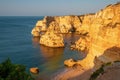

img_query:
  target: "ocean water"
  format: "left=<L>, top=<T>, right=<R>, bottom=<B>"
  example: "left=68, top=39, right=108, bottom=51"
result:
left=0, top=16, right=85, bottom=80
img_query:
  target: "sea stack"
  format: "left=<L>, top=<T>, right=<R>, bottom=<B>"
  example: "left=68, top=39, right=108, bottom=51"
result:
left=39, top=31, right=64, bottom=47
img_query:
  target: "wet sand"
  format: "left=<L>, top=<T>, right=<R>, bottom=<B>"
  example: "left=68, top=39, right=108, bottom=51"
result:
left=52, top=66, right=92, bottom=80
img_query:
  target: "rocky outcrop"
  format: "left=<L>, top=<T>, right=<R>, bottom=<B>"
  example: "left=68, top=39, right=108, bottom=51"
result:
left=45, top=15, right=83, bottom=33
left=31, top=18, right=47, bottom=37
left=31, top=15, right=83, bottom=35
left=64, top=3, right=120, bottom=69
left=64, top=59, right=76, bottom=67
left=31, top=14, right=95, bottom=47
left=30, top=67, right=39, bottom=74
left=71, top=35, right=90, bottom=52
left=39, top=31, right=64, bottom=47
left=79, top=3, right=120, bottom=68
left=76, top=14, right=94, bottom=34
left=33, top=16, right=82, bottom=47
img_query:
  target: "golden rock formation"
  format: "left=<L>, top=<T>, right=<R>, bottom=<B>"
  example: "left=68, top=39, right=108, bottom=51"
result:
left=31, top=15, right=83, bottom=35
left=39, top=31, right=64, bottom=47
left=31, top=3, right=120, bottom=68
left=64, top=3, right=120, bottom=69
left=64, top=58, right=76, bottom=67
left=30, top=67, right=39, bottom=74
left=45, top=15, right=83, bottom=33
left=31, top=19, right=47, bottom=37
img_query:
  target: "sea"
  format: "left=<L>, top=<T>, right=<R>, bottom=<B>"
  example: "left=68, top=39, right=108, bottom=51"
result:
left=0, top=16, right=86, bottom=80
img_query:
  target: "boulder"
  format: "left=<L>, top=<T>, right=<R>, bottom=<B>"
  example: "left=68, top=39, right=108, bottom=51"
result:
left=30, top=67, right=39, bottom=74
left=64, top=58, right=76, bottom=67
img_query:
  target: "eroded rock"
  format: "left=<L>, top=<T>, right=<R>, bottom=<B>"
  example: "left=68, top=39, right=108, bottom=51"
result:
left=40, top=31, right=64, bottom=47
left=71, top=35, right=90, bottom=52
left=30, top=67, right=39, bottom=74
left=65, top=3, right=120, bottom=68
left=31, top=20, right=47, bottom=37
left=64, top=59, right=76, bottom=67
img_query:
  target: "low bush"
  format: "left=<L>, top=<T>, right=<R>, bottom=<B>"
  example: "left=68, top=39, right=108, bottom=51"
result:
left=0, top=58, right=34, bottom=80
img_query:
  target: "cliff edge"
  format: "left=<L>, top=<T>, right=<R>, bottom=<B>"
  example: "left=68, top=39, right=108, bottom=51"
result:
left=75, top=2, right=120, bottom=68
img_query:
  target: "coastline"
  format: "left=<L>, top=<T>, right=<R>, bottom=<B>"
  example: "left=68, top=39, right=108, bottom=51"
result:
left=52, top=65, right=92, bottom=80
left=31, top=2, right=120, bottom=80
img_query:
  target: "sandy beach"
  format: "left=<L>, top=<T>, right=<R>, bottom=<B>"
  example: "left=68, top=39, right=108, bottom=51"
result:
left=52, top=65, right=93, bottom=80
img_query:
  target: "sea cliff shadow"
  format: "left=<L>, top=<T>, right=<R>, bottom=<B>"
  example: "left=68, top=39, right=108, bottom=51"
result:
left=65, top=46, right=120, bottom=80
left=32, top=37, right=40, bottom=47
left=39, top=45, right=64, bottom=59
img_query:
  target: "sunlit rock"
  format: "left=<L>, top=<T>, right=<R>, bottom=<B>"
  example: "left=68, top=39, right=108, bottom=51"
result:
left=31, top=31, right=40, bottom=37
left=30, top=67, right=39, bottom=74
left=46, top=15, right=82, bottom=33
left=71, top=35, right=90, bottom=52
left=76, top=14, right=94, bottom=34
left=69, top=3, right=120, bottom=69
left=31, top=20, right=47, bottom=37
left=40, top=31, right=64, bottom=47
left=64, top=58, right=76, bottom=67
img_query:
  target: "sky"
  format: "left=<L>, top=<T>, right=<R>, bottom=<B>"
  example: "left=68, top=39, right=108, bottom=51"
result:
left=0, top=0, right=119, bottom=16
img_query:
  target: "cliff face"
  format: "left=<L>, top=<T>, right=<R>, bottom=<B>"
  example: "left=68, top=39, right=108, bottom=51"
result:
left=31, top=15, right=84, bottom=47
left=74, top=3, right=120, bottom=68
left=45, top=16, right=83, bottom=33
left=76, top=14, right=94, bottom=34
left=89, top=3, right=120, bottom=55
left=31, top=15, right=83, bottom=36
left=31, top=14, right=95, bottom=37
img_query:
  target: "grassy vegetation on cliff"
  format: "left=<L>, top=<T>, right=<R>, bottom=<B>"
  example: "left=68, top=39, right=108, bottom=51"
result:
left=0, top=58, right=34, bottom=80
left=89, top=62, right=112, bottom=80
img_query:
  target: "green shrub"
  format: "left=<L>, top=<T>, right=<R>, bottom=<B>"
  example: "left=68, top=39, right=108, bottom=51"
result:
left=114, top=60, right=120, bottom=63
left=89, top=65, right=104, bottom=80
left=0, top=58, right=34, bottom=80
left=89, top=62, right=112, bottom=80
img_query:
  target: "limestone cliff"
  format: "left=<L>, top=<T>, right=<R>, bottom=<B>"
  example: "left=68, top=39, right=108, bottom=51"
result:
left=47, top=16, right=82, bottom=33
left=31, top=15, right=84, bottom=47
left=31, top=15, right=84, bottom=36
left=81, top=3, right=120, bottom=68
left=67, top=3, right=120, bottom=69
left=76, top=14, right=94, bottom=34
